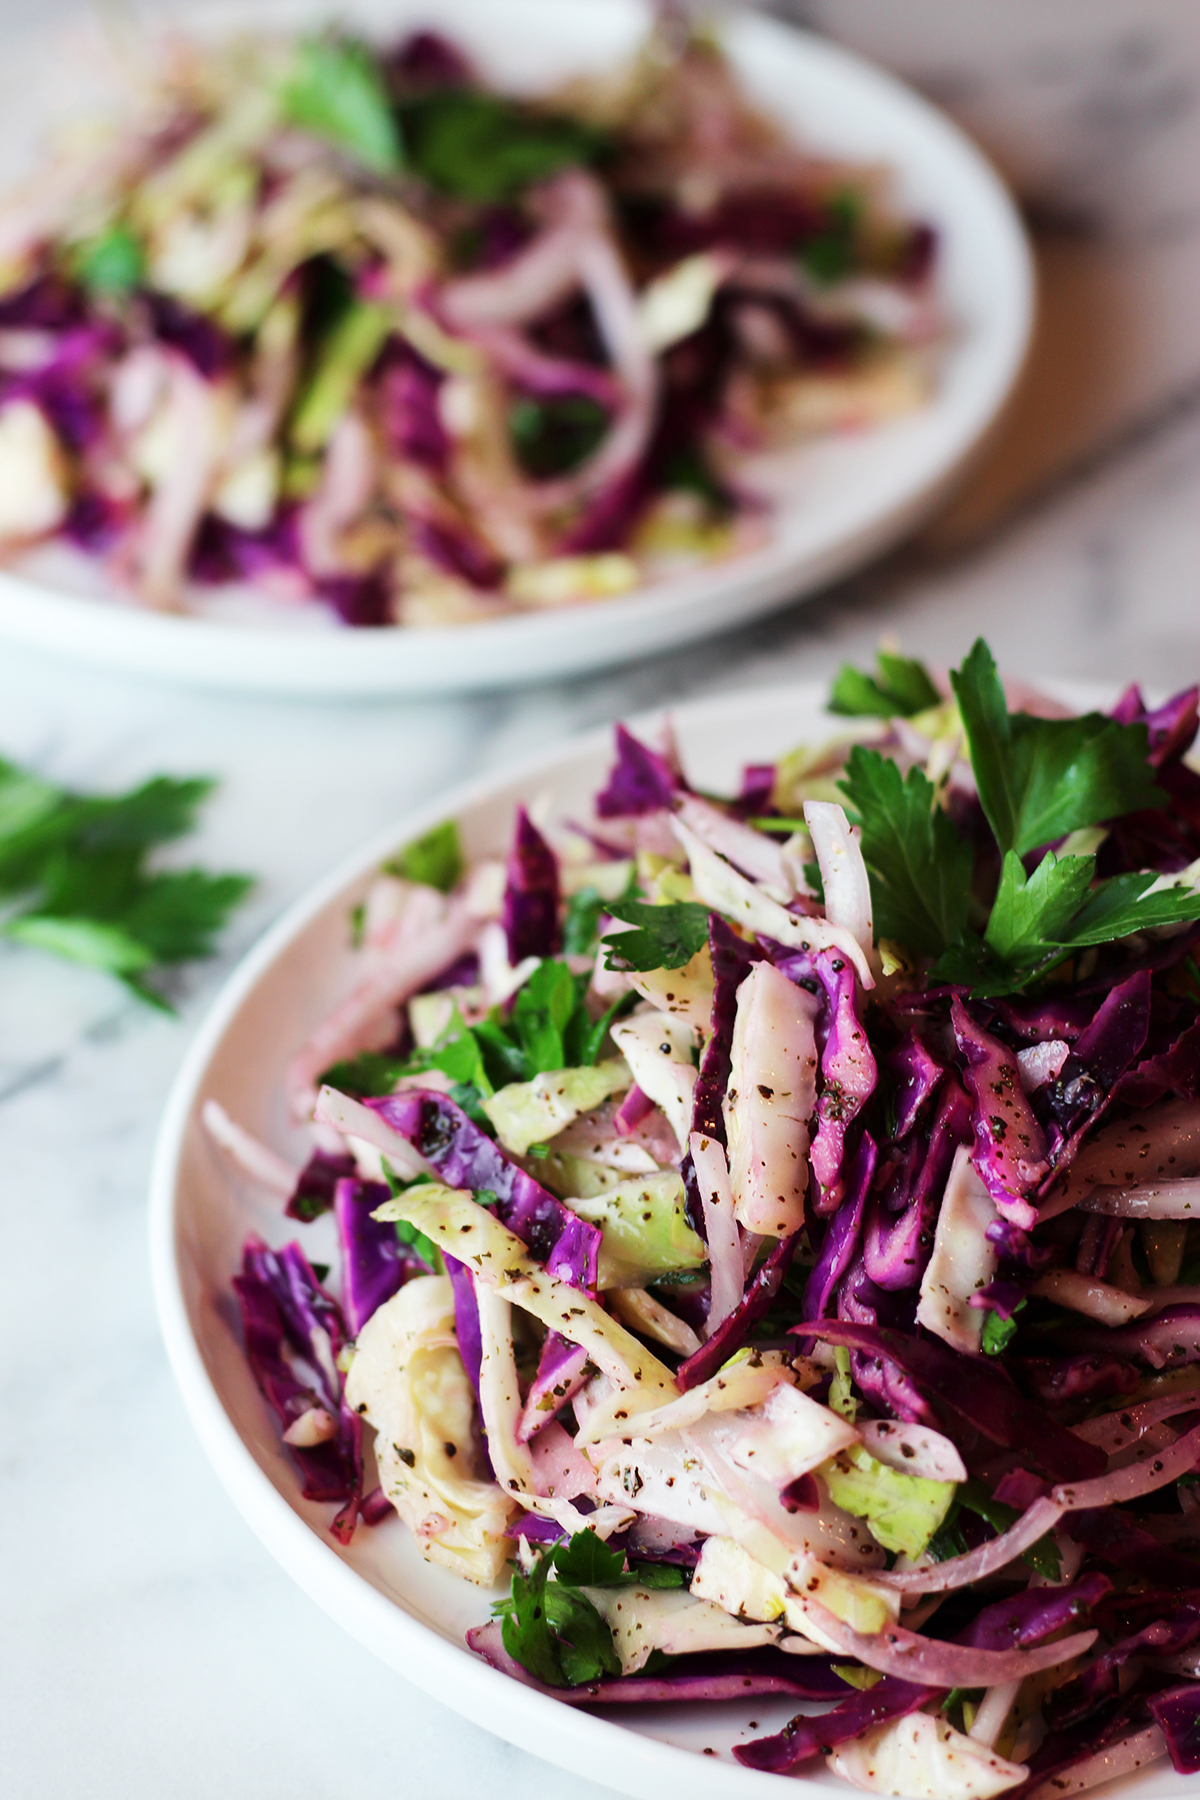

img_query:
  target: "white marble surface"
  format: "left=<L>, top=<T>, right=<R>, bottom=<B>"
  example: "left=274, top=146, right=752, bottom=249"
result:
left=2, top=4, right=1200, bottom=1798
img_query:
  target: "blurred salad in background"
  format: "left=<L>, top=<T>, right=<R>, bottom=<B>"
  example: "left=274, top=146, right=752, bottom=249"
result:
left=0, top=14, right=940, bottom=628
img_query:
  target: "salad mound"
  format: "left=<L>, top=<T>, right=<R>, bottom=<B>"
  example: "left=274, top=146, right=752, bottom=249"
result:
left=0, top=18, right=938, bottom=627
left=209, top=639, right=1200, bottom=1794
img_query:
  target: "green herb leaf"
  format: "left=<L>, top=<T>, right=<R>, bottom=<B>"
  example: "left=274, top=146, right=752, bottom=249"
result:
left=950, top=639, right=1165, bottom=857
left=495, top=1536, right=623, bottom=1688
left=552, top=1529, right=627, bottom=1587
left=933, top=851, right=1200, bottom=995
left=384, top=819, right=464, bottom=893
left=0, top=761, right=248, bottom=1005
left=281, top=36, right=402, bottom=172
left=1063, top=871, right=1200, bottom=946
left=838, top=747, right=971, bottom=955
left=510, top=394, right=609, bottom=480
left=381, top=1163, right=443, bottom=1270
left=400, top=89, right=607, bottom=202
left=829, top=650, right=940, bottom=719
left=980, top=1303, right=1024, bottom=1356
left=74, top=223, right=144, bottom=296
left=562, top=885, right=605, bottom=956
left=601, top=900, right=711, bottom=973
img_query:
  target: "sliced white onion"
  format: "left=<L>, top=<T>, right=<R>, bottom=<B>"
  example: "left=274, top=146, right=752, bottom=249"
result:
left=1050, top=1418, right=1200, bottom=1510
left=804, top=801, right=874, bottom=962
left=672, top=817, right=874, bottom=988
left=858, top=1419, right=968, bottom=1484
left=1080, top=1179, right=1200, bottom=1219
left=675, top=793, right=792, bottom=899
left=1030, top=1267, right=1151, bottom=1325
left=690, top=1130, right=744, bottom=1335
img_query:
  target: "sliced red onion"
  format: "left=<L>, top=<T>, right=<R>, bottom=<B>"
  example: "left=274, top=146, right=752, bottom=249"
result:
left=1024, top=1726, right=1167, bottom=1800
left=614, top=1084, right=654, bottom=1135
left=1080, top=1178, right=1200, bottom=1219
left=1070, top=1390, right=1200, bottom=1451
left=1050, top=1418, right=1200, bottom=1510
left=875, top=1498, right=1065, bottom=1595
left=787, top=1594, right=1096, bottom=1688
left=857, top=1419, right=967, bottom=1484
left=804, top=800, right=874, bottom=961
left=1053, top=1098, right=1200, bottom=1204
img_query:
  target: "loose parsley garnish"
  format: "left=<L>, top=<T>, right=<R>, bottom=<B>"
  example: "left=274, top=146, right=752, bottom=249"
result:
left=0, top=759, right=250, bottom=1007
left=601, top=899, right=711, bottom=973
left=829, top=649, right=941, bottom=719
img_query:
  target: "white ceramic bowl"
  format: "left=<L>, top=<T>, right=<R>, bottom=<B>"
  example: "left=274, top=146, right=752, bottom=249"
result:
left=0, top=0, right=1032, bottom=694
left=151, top=677, right=1186, bottom=1799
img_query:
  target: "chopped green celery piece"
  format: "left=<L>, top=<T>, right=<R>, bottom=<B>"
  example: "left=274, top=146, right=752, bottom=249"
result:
left=832, top=1663, right=883, bottom=1691
left=827, top=1345, right=858, bottom=1421
left=482, top=1061, right=630, bottom=1157
left=820, top=1442, right=955, bottom=1558
left=565, top=1171, right=707, bottom=1288
left=290, top=301, right=393, bottom=453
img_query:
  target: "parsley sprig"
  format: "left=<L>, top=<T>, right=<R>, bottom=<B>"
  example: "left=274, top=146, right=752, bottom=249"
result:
left=324, top=956, right=635, bottom=1117
left=493, top=1530, right=686, bottom=1688
left=601, top=899, right=711, bottom=973
left=0, top=758, right=250, bottom=1007
left=829, top=649, right=941, bottom=719
left=835, top=640, right=1200, bottom=993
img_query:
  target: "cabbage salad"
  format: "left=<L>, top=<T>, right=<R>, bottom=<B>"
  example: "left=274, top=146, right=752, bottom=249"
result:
left=208, top=638, right=1200, bottom=1794
left=0, top=18, right=938, bottom=626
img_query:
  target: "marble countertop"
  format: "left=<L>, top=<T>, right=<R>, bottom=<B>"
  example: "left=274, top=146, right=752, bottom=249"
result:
left=2, top=5, right=1200, bottom=1798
